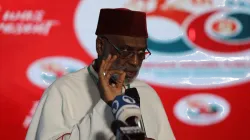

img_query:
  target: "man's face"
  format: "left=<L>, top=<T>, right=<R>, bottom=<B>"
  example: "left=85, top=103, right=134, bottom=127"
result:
left=100, top=35, right=147, bottom=84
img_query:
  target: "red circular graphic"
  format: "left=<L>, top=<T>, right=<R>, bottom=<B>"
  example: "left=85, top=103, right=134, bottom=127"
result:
left=186, top=10, right=250, bottom=53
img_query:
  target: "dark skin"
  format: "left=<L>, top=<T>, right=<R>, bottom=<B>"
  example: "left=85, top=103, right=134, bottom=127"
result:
left=93, top=35, right=147, bottom=102
left=93, top=35, right=154, bottom=140
left=93, top=35, right=146, bottom=75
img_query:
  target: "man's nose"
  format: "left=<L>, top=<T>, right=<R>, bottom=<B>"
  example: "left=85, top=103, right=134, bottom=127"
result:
left=128, top=53, right=139, bottom=66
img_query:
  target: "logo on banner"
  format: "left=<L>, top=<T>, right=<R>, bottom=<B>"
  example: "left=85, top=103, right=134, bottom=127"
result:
left=144, top=1, right=250, bottom=88
left=174, top=93, right=230, bottom=126
left=74, top=0, right=250, bottom=88
left=186, top=9, right=250, bottom=53
left=27, top=56, right=85, bottom=89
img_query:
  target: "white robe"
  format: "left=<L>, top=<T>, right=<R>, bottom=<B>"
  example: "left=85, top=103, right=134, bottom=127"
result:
left=26, top=65, right=175, bottom=140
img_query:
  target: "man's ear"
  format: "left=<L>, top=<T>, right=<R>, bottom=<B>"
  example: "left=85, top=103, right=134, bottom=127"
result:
left=96, top=37, right=104, bottom=56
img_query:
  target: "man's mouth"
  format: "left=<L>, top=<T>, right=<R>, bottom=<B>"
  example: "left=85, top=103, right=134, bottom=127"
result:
left=126, top=71, right=137, bottom=78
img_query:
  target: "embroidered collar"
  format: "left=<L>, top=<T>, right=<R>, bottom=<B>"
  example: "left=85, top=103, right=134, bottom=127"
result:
left=87, top=64, right=99, bottom=84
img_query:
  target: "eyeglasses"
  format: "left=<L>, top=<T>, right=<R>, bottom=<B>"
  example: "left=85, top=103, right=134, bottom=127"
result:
left=101, top=36, right=151, bottom=60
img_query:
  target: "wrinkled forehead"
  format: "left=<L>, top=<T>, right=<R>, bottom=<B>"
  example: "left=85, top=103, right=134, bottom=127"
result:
left=105, top=35, right=147, bottom=49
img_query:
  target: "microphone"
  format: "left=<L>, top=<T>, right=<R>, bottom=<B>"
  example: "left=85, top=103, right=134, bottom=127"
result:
left=111, top=88, right=146, bottom=140
left=111, top=94, right=141, bottom=125
left=111, top=120, right=145, bottom=140
left=124, top=88, right=146, bottom=136
left=109, top=74, right=119, bottom=85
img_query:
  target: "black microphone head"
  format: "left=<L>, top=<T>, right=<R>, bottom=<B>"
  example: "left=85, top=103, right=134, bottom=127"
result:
left=109, top=74, right=119, bottom=84
left=125, top=88, right=140, bottom=105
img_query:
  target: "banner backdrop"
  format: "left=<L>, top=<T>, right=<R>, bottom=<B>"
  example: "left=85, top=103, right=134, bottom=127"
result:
left=1, top=0, right=250, bottom=139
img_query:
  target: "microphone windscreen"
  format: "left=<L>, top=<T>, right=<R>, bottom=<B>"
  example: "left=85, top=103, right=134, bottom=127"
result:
left=112, top=95, right=141, bottom=123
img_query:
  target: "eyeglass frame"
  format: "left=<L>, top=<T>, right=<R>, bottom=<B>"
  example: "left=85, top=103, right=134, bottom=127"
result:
left=100, top=36, right=151, bottom=60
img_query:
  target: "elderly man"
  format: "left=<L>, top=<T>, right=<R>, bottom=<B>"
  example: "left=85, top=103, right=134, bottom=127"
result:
left=26, top=8, right=175, bottom=140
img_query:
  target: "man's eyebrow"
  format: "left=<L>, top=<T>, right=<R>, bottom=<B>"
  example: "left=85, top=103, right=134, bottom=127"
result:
left=117, top=45, right=146, bottom=50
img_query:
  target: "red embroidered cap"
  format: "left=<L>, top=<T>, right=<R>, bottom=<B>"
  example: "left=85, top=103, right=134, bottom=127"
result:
left=95, top=8, right=148, bottom=38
